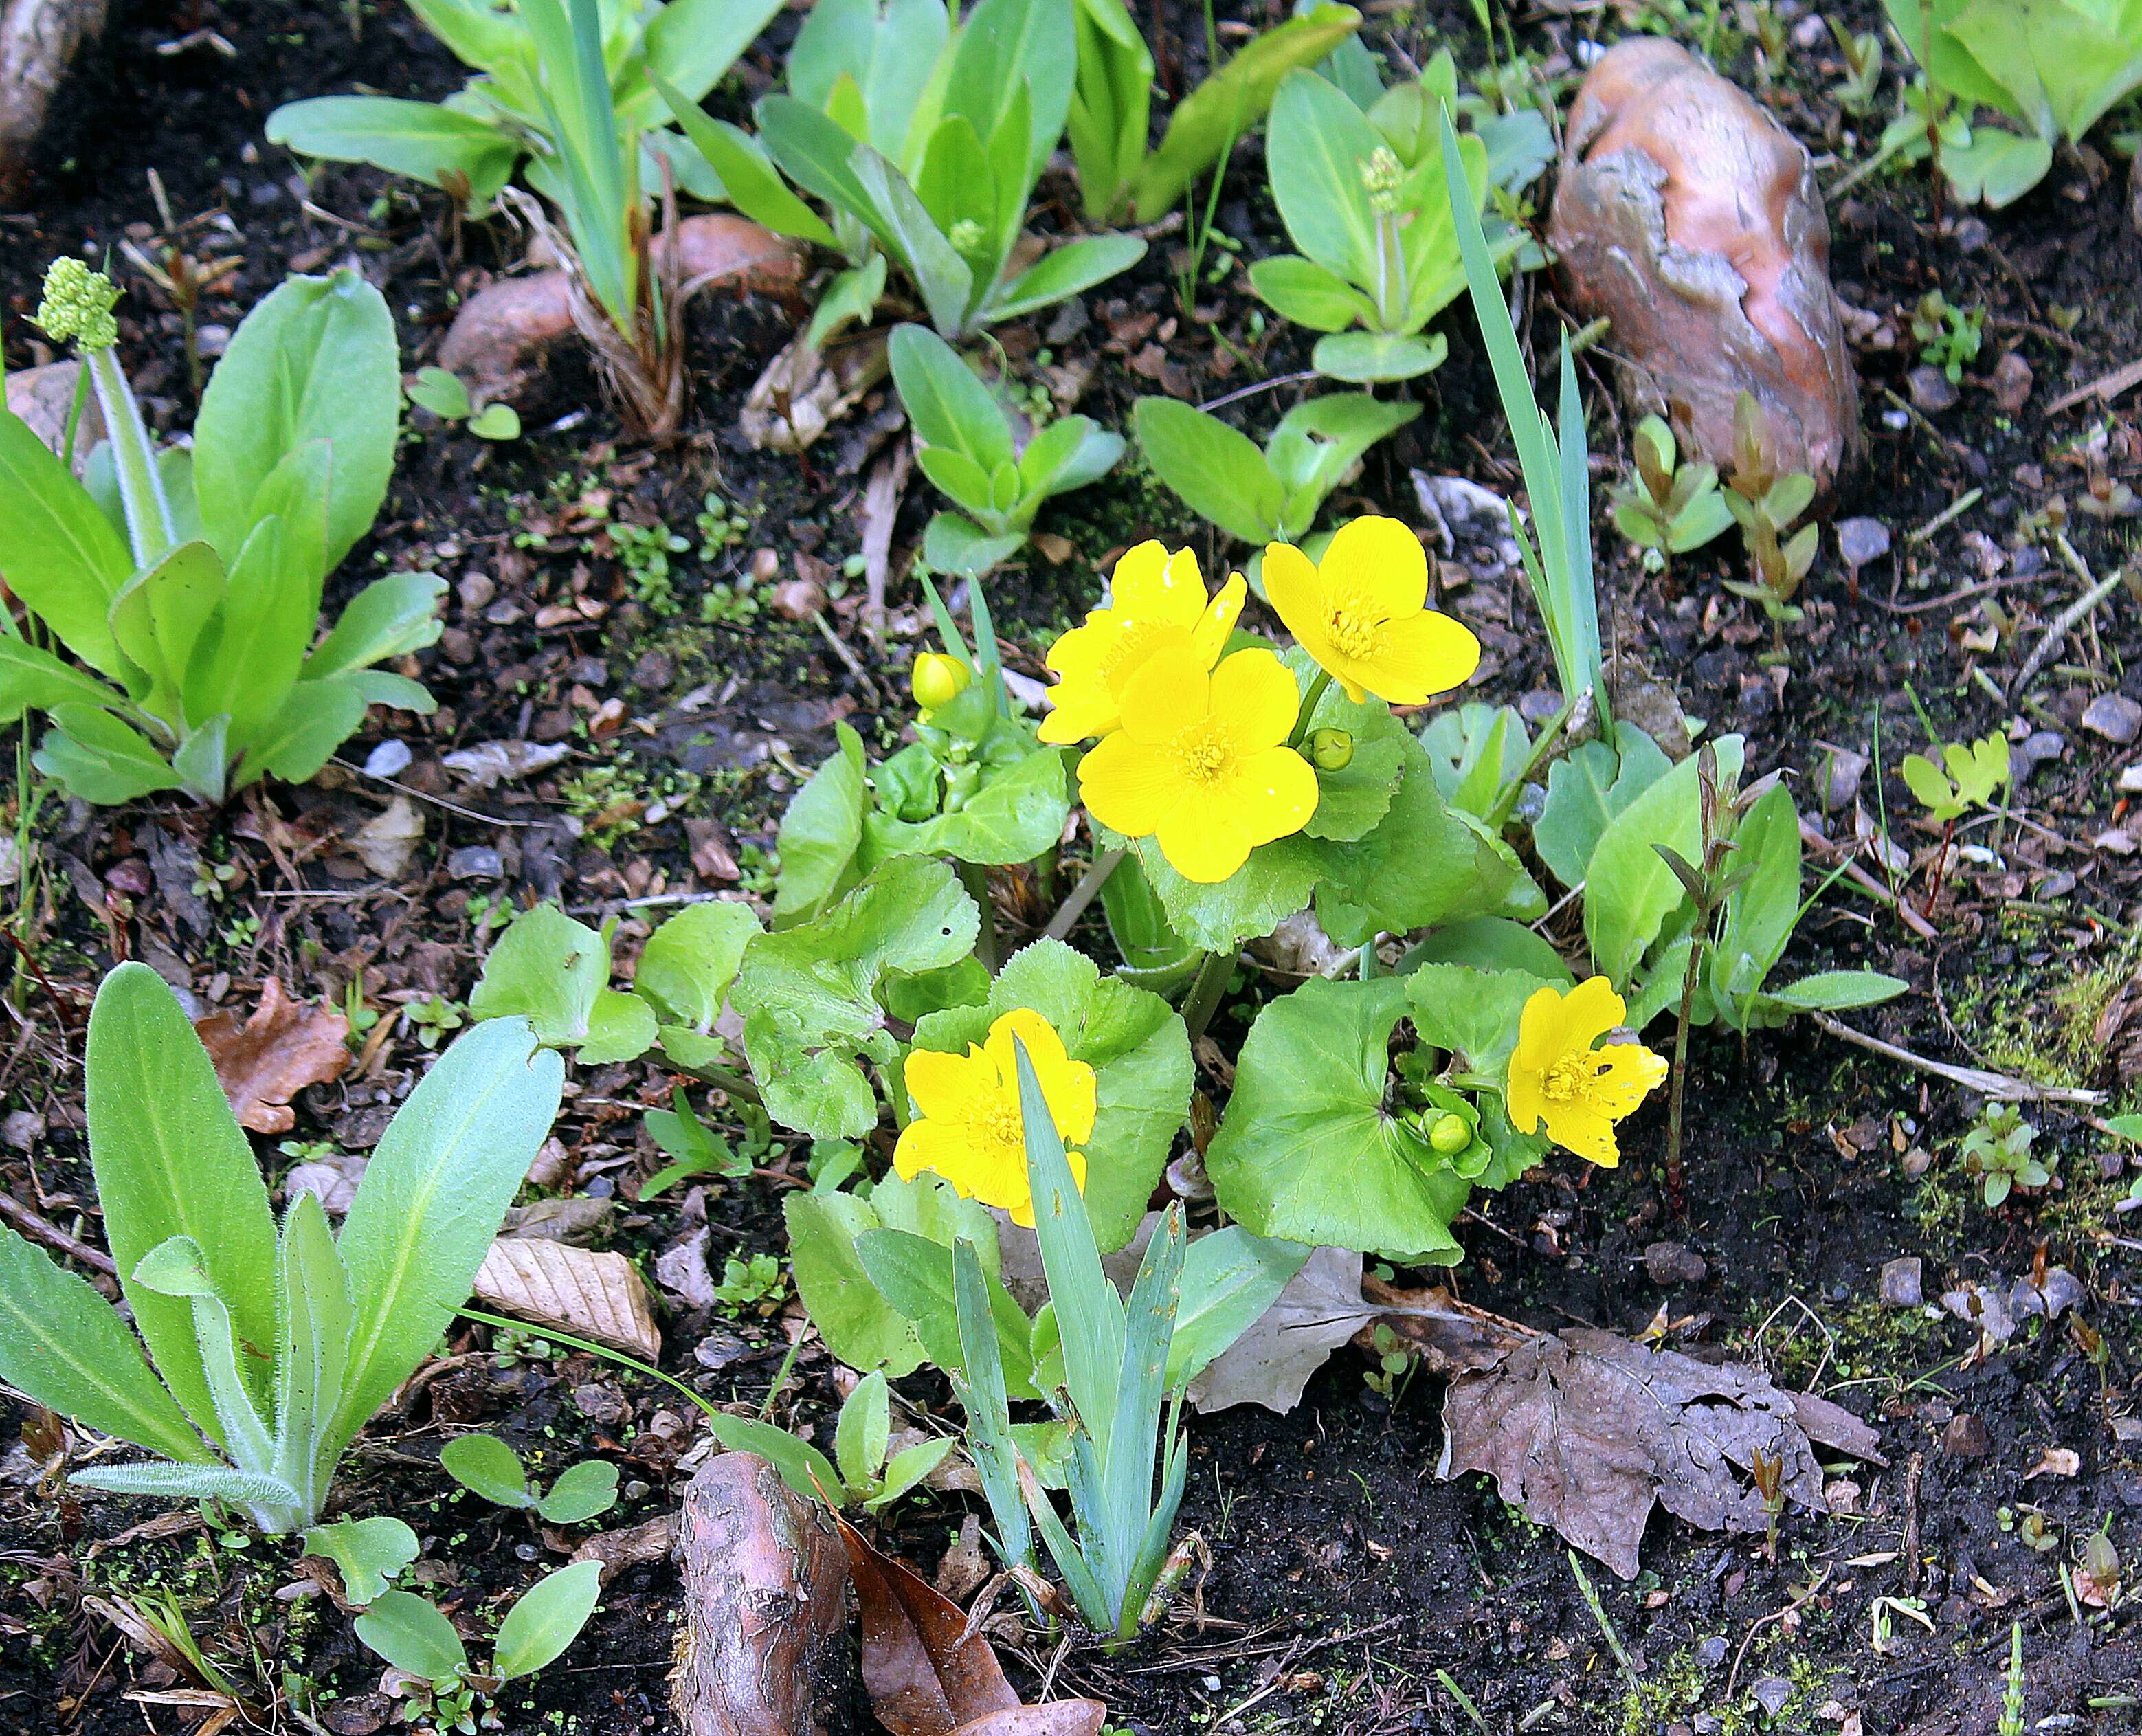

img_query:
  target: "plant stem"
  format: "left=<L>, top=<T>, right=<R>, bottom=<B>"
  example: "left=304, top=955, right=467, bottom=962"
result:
left=1286, top=669, right=1334, bottom=749
left=1181, top=949, right=1236, bottom=1041
left=959, top=860, right=999, bottom=973
left=1045, top=846, right=1124, bottom=942
left=1664, top=931, right=1701, bottom=1212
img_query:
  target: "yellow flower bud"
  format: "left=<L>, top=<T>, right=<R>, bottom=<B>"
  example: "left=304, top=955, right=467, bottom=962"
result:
left=1427, top=1111, right=1472, bottom=1155
left=1308, top=727, right=1354, bottom=771
left=911, top=652, right=970, bottom=713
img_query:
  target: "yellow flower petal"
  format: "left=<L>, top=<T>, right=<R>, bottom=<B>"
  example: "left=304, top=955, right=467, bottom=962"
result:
left=1207, top=648, right=1301, bottom=750
left=1230, top=746, right=1320, bottom=845
left=1115, top=641, right=1212, bottom=745
left=902, top=1043, right=978, bottom=1124
left=1543, top=1102, right=1621, bottom=1168
left=1155, top=803, right=1254, bottom=884
left=1191, top=571, right=1247, bottom=665
left=1506, top=1048, right=1546, bottom=1137
left=1357, top=608, right=1483, bottom=706
left=1078, top=733, right=1179, bottom=837
left=1320, top=515, right=1428, bottom=616
left=1261, top=543, right=1326, bottom=654
left=1560, top=976, right=1629, bottom=1047
left=1587, top=1041, right=1670, bottom=1117
left=986, top=1007, right=1098, bottom=1146
left=1110, top=542, right=1205, bottom=627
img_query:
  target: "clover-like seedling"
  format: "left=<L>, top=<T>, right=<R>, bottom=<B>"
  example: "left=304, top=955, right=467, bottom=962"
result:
left=438, top=1434, right=618, bottom=1525
left=1901, top=733, right=2009, bottom=824
left=405, top=366, right=521, bottom=440
left=1959, top=1104, right=2049, bottom=1208
left=303, top=1515, right=420, bottom=1605
left=833, top=1371, right=959, bottom=1513
left=355, top=1559, right=602, bottom=1725
left=1609, top=415, right=1734, bottom=567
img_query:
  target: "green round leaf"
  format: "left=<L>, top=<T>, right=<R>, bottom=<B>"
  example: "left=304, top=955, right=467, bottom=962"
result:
left=1205, top=976, right=1466, bottom=1264
left=355, top=1590, right=468, bottom=1682
left=492, top=1559, right=602, bottom=1681
left=535, top=1459, right=619, bottom=1525
left=438, top=1432, right=531, bottom=1508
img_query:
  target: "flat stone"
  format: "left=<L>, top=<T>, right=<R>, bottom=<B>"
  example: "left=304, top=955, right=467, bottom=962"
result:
left=447, top=845, right=504, bottom=880
left=1748, top=1677, right=1794, bottom=1718
left=2, top=359, right=104, bottom=468
left=1645, top=1240, right=1710, bottom=1285
left=2082, top=693, right=2142, bottom=744
left=1879, top=1256, right=1923, bottom=1308
left=1908, top=366, right=1959, bottom=413
left=1835, top=516, right=1891, bottom=572
left=1942, top=1413, right=1992, bottom=1458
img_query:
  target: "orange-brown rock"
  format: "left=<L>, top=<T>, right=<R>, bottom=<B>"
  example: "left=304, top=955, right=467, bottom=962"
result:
left=1548, top=37, right=1860, bottom=490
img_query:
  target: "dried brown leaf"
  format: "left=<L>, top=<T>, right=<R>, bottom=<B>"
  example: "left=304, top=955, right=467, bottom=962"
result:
left=193, top=978, right=351, bottom=1135
left=473, top=1237, right=658, bottom=1358
left=1438, top=1326, right=1884, bottom=1579
left=834, top=1512, right=1020, bottom=1736
left=349, top=796, right=425, bottom=879
left=1187, top=1246, right=1379, bottom=1414
left=950, top=1708, right=1108, bottom=1736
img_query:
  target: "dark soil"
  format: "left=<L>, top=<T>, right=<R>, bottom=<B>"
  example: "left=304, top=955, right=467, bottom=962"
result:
left=4, top=1, right=2141, bottom=1734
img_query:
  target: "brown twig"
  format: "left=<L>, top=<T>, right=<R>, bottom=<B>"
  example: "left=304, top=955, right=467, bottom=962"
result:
left=0, top=1191, right=114, bottom=1278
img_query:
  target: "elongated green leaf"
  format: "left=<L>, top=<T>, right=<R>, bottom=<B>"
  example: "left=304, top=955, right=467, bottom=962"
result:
left=654, top=78, right=838, bottom=245
left=641, top=0, right=785, bottom=104
left=787, top=0, right=949, bottom=161
left=951, top=1236, right=1034, bottom=1569
left=851, top=147, right=973, bottom=335
left=72, top=1462, right=302, bottom=1507
left=86, top=964, right=279, bottom=1449
left=0, top=1223, right=206, bottom=1463
left=986, top=234, right=1146, bottom=323
left=34, top=705, right=181, bottom=804
left=0, top=637, right=128, bottom=727
left=107, top=538, right=227, bottom=726
left=773, top=722, right=868, bottom=924
left=834, top=1370, right=891, bottom=1490
left=889, top=324, right=1015, bottom=471
left=0, top=409, right=135, bottom=677
left=265, top=98, right=518, bottom=207
left=701, top=1413, right=843, bottom=1503
left=133, top=1234, right=278, bottom=1479
left=355, top=1590, right=469, bottom=1681
left=1130, top=397, right=1286, bottom=545
left=236, top=671, right=370, bottom=787
left=1264, top=68, right=1383, bottom=285
left=1583, top=736, right=1745, bottom=987
left=328, top=1019, right=563, bottom=1449
left=186, top=441, right=331, bottom=742
left=1165, top=1229, right=1308, bottom=1389
left=493, top=1560, right=601, bottom=1680
left=1133, top=4, right=1362, bottom=221
left=302, top=1515, right=419, bottom=1605
left=307, top=572, right=447, bottom=680
left=440, top=1432, right=533, bottom=1506
left=194, top=270, right=399, bottom=578
left=1098, top=1208, right=1181, bottom=1605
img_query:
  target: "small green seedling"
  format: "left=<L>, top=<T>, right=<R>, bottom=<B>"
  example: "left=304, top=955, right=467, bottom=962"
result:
left=889, top=324, right=1124, bottom=577
left=1901, top=733, right=2009, bottom=823
left=640, top=1088, right=748, bottom=1199
left=1829, top=20, right=1884, bottom=114
left=1959, top=1103, right=2050, bottom=1208
left=1609, top=414, right=1734, bottom=568
left=405, top=368, right=521, bottom=441
left=713, top=1252, right=788, bottom=1317
left=303, top=1515, right=421, bottom=1605
left=1132, top=390, right=1419, bottom=547
left=438, top=1434, right=618, bottom=1525
left=1722, top=394, right=1818, bottom=647
left=355, top=1559, right=601, bottom=1731
left=700, top=1370, right=958, bottom=1513
left=1911, top=291, right=1985, bottom=385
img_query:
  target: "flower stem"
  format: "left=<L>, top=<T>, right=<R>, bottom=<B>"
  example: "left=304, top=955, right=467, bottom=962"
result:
left=1044, top=846, right=1124, bottom=942
left=1181, top=949, right=1236, bottom=1042
left=959, top=860, right=999, bottom=973
left=1286, top=669, right=1334, bottom=750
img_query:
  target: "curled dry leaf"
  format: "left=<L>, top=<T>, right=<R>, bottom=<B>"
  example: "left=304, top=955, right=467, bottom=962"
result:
left=349, top=795, right=425, bottom=879
left=473, top=1236, right=659, bottom=1359
left=835, top=1513, right=1106, bottom=1736
left=1431, top=1321, right=1885, bottom=1580
left=1187, top=1245, right=1378, bottom=1414
left=1548, top=36, right=1861, bottom=489
left=440, top=739, right=571, bottom=791
left=193, top=977, right=352, bottom=1135
left=671, top=1452, right=851, bottom=1736
left=739, top=329, right=890, bottom=453
left=570, top=1512, right=682, bottom=1586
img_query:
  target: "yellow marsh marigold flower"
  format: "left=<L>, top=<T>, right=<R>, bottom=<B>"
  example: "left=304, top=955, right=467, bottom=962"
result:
left=1038, top=542, right=1246, bottom=744
left=894, top=1008, right=1095, bottom=1227
left=1505, top=977, right=1669, bottom=1169
left=1263, top=515, right=1482, bottom=706
left=1078, top=642, right=1318, bottom=884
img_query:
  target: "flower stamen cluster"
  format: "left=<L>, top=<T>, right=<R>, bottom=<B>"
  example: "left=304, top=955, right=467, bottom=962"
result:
left=34, top=258, right=120, bottom=353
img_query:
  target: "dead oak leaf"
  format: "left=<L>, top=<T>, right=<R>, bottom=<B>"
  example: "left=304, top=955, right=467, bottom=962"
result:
left=833, top=1513, right=1107, bottom=1736
left=1438, top=1326, right=1885, bottom=1580
left=194, top=979, right=351, bottom=1135
left=473, top=1237, right=659, bottom=1359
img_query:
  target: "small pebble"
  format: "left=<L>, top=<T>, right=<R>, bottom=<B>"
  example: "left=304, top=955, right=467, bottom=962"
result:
left=447, top=846, right=504, bottom=880
left=2081, top=693, right=2142, bottom=745
left=1879, top=1256, right=1923, bottom=1308
left=1646, top=1240, right=1709, bottom=1285
left=1835, top=516, right=1890, bottom=572
left=364, top=739, right=413, bottom=778
left=1942, top=1413, right=1992, bottom=1458
left=1908, top=366, right=1959, bottom=413
left=1748, top=1677, right=1794, bottom=1718
left=1695, top=1636, right=1729, bottom=1670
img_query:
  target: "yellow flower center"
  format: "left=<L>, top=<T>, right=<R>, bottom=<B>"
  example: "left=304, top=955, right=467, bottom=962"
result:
left=1325, top=597, right=1385, bottom=660
left=1171, top=720, right=1236, bottom=788
left=1541, top=1054, right=1596, bottom=1106
left=970, top=1091, right=1025, bottom=1164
